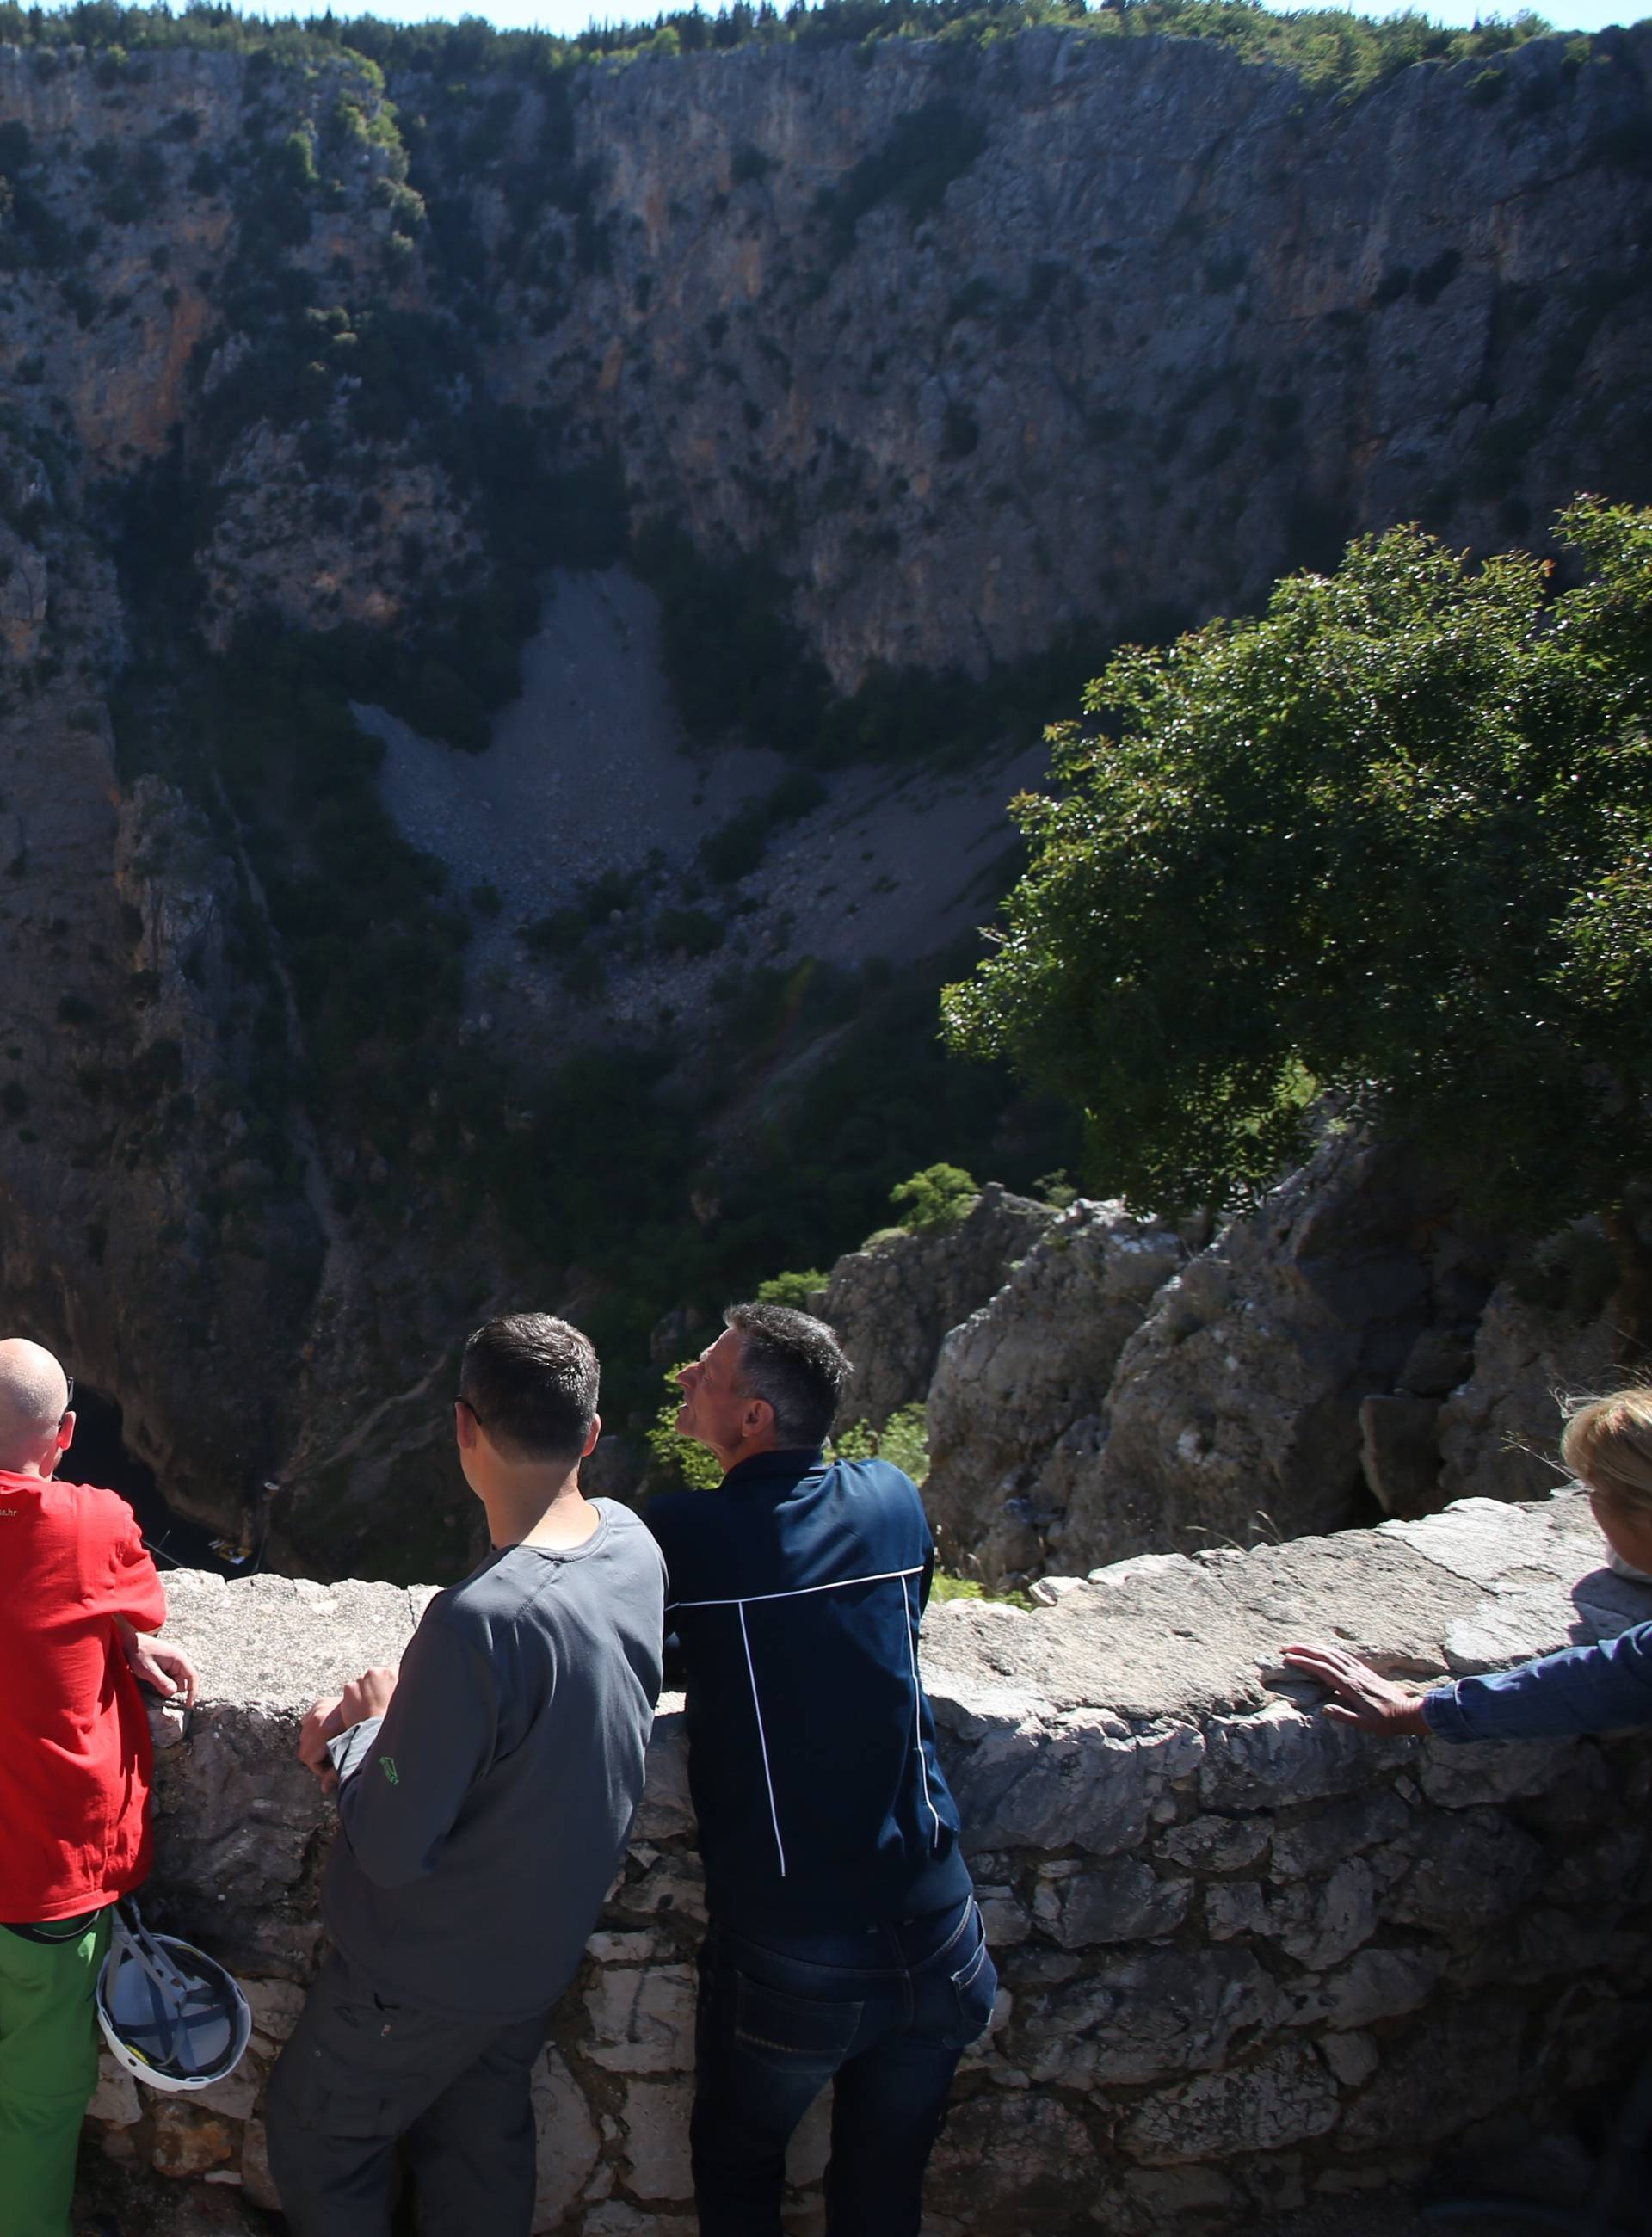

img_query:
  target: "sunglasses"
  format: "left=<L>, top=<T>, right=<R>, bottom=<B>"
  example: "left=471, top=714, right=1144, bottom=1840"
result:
left=61, top=1374, right=74, bottom=1423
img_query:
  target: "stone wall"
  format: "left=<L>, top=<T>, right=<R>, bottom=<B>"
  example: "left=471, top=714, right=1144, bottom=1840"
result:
left=96, top=1493, right=1652, bottom=2232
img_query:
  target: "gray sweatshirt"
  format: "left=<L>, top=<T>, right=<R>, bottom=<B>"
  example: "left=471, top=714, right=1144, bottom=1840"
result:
left=323, top=1501, right=664, bottom=2020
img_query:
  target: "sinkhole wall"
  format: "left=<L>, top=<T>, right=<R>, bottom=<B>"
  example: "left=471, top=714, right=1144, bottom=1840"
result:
left=93, top=1492, right=1652, bottom=2234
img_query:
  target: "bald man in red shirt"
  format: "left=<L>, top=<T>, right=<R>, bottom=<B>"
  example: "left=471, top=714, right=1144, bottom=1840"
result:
left=0, top=1338, right=197, bottom=2237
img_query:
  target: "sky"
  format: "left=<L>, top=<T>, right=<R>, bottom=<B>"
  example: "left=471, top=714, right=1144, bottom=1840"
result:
left=215, top=0, right=1649, bottom=48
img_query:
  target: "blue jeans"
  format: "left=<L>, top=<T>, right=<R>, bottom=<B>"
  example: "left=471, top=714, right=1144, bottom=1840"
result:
left=691, top=1896, right=997, bottom=2237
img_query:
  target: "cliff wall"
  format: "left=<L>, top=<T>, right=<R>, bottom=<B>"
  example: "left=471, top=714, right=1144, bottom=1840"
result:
left=90, top=1491, right=1652, bottom=2232
left=1, top=20, right=1648, bottom=1563
left=515, top=22, right=1652, bottom=685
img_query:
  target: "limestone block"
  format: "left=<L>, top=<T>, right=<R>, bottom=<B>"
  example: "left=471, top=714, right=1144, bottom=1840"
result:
left=240, top=2117, right=279, bottom=2211
left=1202, top=1860, right=1378, bottom=1969
left=582, top=2205, right=695, bottom=2236
left=1380, top=1809, right=1545, bottom=1934
left=1416, top=1734, right=1581, bottom=1809
left=589, top=1930, right=672, bottom=1963
left=615, top=1856, right=708, bottom=1924
left=1204, top=1882, right=1268, bottom=1940
left=88, top=2051, right=142, bottom=2127
left=1025, top=1949, right=1285, bottom=2088
left=927, top=2089, right=1102, bottom=2228
left=1285, top=1946, right=1446, bottom=2031
left=151, top=2097, right=236, bottom=2177
left=532, top=2047, right=601, bottom=2231
left=1318, top=2030, right=1379, bottom=2087
left=1336, top=1993, right=1527, bottom=2151
left=635, top=1713, right=695, bottom=1841
left=1123, top=2165, right=1237, bottom=2215
left=974, top=1885, right=1030, bottom=1946
left=944, top=1706, right=1150, bottom=1856
left=958, top=1985, right=1014, bottom=2074
left=1039, top=1859, right=1192, bottom=1946
left=1268, top=1788, right=1413, bottom=1877
left=150, top=2188, right=271, bottom=2235
left=622, top=2076, right=695, bottom=2200
left=583, top=1965, right=698, bottom=2074
left=1159, top=1815, right=1271, bottom=1873
left=156, top=1571, right=426, bottom=1713
left=188, top=2055, right=262, bottom=2121
left=243, top=1976, right=305, bottom=2043
left=1199, top=1699, right=1409, bottom=1812
left=1269, top=1859, right=1381, bottom=1970
left=1121, top=2045, right=1339, bottom=2164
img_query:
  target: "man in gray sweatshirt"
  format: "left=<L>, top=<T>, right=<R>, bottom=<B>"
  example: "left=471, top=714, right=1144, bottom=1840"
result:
left=266, top=1313, right=665, bottom=2237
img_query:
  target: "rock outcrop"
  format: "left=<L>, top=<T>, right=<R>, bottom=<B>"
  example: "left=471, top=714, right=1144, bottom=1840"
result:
left=923, top=1194, right=1185, bottom=1576
left=924, top=1133, right=1520, bottom=1586
left=815, top=1182, right=1057, bottom=1431
left=1436, top=1276, right=1620, bottom=1506
left=87, top=1493, right=1652, bottom=2231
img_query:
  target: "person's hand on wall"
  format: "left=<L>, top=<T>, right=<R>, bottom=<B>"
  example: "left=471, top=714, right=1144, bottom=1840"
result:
left=1283, top=1643, right=1433, bottom=1735
left=299, top=1694, right=347, bottom=1795
left=116, top=1618, right=200, bottom=1706
left=299, top=1669, right=400, bottom=1796
left=338, top=1667, right=398, bottom=1727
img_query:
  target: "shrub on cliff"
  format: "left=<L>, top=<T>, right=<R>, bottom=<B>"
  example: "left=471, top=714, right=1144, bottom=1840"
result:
left=943, top=497, right=1652, bottom=1311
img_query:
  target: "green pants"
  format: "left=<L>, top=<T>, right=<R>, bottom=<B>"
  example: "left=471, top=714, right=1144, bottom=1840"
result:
left=0, top=1909, right=112, bottom=2237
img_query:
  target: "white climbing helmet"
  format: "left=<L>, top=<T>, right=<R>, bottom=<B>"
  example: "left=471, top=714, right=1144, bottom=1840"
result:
left=95, top=1899, right=252, bottom=2093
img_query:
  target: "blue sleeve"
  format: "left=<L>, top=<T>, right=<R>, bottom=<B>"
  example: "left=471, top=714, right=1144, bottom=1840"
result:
left=1423, top=1620, right=1652, bottom=1741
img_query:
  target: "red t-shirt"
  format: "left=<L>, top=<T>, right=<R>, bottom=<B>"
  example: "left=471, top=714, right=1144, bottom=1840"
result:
left=0, top=1470, right=167, bottom=1921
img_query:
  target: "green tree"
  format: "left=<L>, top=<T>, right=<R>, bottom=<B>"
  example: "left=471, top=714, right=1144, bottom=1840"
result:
left=887, top=1162, right=978, bottom=1234
left=943, top=499, right=1652, bottom=1318
left=644, top=1365, right=724, bottom=1492
left=755, top=1267, right=828, bottom=1308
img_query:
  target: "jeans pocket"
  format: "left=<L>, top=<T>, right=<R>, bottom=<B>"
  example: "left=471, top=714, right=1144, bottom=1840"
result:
left=731, top=1971, right=864, bottom=2072
left=944, top=1912, right=998, bottom=2049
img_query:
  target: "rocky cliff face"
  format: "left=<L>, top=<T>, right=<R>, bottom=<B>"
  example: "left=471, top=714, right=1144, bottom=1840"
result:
left=916, top=1133, right=1618, bottom=1590
left=0, top=21, right=1646, bottom=1562
left=813, top=1181, right=1057, bottom=1430
left=515, top=23, right=1652, bottom=685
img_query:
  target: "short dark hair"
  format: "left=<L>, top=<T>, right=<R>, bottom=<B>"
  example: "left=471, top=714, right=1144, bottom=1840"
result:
left=459, top=1313, right=599, bottom=1464
left=724, top=1302, right=850, bottom=1448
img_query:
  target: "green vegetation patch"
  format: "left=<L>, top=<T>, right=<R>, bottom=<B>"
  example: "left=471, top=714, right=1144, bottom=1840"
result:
left=944, top=497, right=1652, bottom=1254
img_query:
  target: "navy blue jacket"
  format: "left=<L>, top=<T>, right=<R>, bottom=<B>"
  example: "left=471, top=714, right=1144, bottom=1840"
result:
left=645, top=1449, right=972, bottom=1931
left=1424, top=1618, right=1652, bottom=1741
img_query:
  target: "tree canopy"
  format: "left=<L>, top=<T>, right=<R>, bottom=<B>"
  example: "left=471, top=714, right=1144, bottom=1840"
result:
left=0, top=0, right=1557, bottom=103
left=942, top=498, right=1652, bottom=1241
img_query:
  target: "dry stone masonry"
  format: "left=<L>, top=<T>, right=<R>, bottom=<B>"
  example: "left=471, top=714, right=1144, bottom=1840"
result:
left=94, top=1490, right=1652, bottom=2232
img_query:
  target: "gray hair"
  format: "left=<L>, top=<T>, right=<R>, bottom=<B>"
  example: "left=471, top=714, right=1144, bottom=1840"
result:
left=724, top=1302, right=850, bottom=1448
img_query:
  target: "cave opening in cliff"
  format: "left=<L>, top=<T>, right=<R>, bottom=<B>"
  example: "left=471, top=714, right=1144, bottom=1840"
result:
left=68, top=1385, right=242, bottom=1578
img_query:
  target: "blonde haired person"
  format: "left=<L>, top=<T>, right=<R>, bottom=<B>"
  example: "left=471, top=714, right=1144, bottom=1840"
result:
left=1285, top=1391, right=1652, bottom=1740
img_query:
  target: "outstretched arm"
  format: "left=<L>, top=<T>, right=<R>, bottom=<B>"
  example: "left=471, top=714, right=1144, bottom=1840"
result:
left=1286, top=1624, right=1652, bottom=1743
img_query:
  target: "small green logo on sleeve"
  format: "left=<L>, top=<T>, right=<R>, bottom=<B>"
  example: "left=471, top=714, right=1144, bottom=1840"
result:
left=379, top=1756, right=399, bottom=1784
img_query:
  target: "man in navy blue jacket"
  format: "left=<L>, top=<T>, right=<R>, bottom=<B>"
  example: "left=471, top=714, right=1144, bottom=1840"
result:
left=646, top=1302, right=996, bottom=2237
